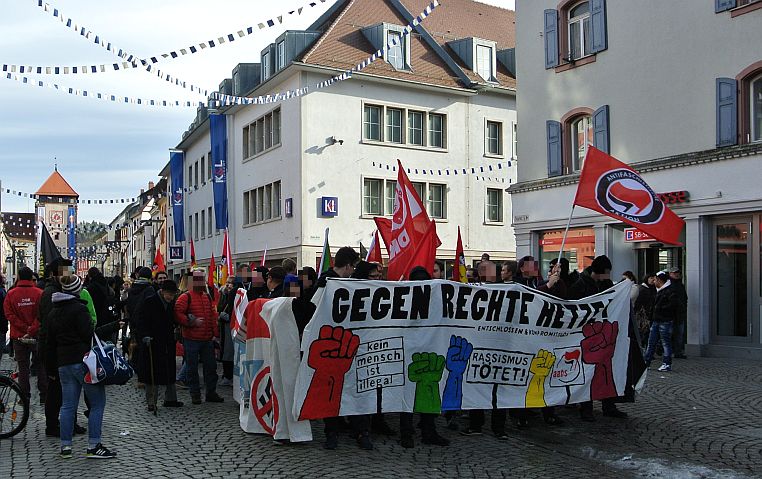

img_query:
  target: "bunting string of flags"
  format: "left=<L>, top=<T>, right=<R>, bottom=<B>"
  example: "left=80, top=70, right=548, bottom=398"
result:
left=17, top=0, right=334, bottom=96
left=370, top=159, right=513, bottom=183
left=3, top=0, right=442, bottom=108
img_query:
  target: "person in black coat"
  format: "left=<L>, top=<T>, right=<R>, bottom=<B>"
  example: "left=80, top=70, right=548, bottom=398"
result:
left=568, top=256, right=627, bottom=422
left=133, top=280, right=183, bottom=411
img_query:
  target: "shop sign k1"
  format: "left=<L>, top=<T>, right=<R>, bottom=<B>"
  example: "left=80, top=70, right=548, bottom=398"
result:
left=321, top=197, right=338, bottom=217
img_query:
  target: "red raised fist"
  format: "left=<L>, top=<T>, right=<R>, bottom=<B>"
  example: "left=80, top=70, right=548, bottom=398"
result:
left=580, top=320, right=619, bottom=400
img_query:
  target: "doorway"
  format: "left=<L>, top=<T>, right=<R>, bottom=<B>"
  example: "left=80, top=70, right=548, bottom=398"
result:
left=712, top=218, right=753, bottom=343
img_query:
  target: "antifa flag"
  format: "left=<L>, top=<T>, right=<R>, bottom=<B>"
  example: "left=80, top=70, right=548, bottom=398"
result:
left=573, top=147, right=685, bottom=245
left=374, top=160, right=440, bottom=280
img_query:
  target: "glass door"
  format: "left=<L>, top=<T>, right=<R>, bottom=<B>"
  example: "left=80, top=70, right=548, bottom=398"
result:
left=713, top=219, right=753, bottom=342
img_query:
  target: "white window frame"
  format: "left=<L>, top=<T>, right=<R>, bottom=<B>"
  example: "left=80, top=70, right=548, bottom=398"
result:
left=485, top=120, right=503, bottom=157
left=362, top=102, right=447, bottom=151
left=262, top=51, right=271, bottom=80
left=200, top=209, right=206, bottom=238
left=427, top=183, right=447, bottom=219
left=475, top=43, right=496, bottom=82
left=486, top=188, right=503, bottom=224
left=408, top=110, right=424, bottom=146
left=512, top=122, right=518, bottom=159
left=243, top=107, right=282, bottom=161
left=752, top=73, right=762, bottom=143
left=207, top=206, right=213, bottom=237
left=277, top=41, right=286, bottom=70
left=363, top=104, right=382, bottom=141
left=570, top=115, right=593, bottom=172
left=363, top=178, right=384, bottom=216
left=386, top=107, right=404, bottom=144
left=428, top=113, right=446, bottom=149
left=243, top=181, right=283, bottom=226
left=568, top=1, right=592, bottom=61
left=384, top=26, right=410, bottom=71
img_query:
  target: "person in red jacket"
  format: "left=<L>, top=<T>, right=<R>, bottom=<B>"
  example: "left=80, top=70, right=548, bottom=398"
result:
left=174, top=269, right=223, bottom=404
left=3, top=267, right=44, bottom=400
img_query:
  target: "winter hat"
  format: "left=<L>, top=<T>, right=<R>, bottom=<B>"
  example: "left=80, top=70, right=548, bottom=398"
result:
left=60, top=275, right=83, bottom=295
left=137, top=267, right=153, bottom=279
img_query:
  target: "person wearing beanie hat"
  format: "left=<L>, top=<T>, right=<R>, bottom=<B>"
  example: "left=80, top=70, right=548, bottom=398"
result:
left=47, top=274, right=117, bottom=459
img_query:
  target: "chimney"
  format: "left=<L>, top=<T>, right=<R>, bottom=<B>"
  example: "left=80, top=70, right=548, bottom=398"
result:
left=148, top=181, right=155, bottom=190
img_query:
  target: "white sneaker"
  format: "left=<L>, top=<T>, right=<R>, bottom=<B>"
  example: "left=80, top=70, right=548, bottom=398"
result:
left=657, top=364, right=671, bottom=372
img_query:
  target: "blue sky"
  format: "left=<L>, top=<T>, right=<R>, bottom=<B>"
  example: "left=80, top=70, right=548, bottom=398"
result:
left=0, top=0, right=514, bottom=222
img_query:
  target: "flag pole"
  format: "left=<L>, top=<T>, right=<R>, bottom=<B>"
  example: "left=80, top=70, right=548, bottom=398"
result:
left=557, top=205, right=576, bottom=263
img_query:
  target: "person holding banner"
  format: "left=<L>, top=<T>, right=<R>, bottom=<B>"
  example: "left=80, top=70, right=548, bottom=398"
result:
left=569, top=256, right=628, bottom=421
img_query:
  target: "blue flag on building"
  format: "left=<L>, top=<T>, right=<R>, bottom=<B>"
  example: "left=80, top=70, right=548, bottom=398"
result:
left=210, top=114, right=228, bottom=230
left=170, top=150, right=185, bottom=242
left=67, top=205, right=77, bottom=263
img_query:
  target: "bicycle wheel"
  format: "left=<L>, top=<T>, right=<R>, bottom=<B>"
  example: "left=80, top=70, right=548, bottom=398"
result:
left=0, top=376, right=29, bottom=439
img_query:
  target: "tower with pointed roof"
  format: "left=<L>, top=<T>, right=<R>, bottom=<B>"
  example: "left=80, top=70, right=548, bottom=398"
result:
left=35, top=167, right=79, bottom=261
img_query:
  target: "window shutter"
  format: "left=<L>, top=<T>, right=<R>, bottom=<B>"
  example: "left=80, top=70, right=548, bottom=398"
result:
left=590, top=0, right=608, bottom=53
left=716, top=78, right=738, bottom=147
left=547, top=120, right=562, bottom=177
left=544, top=10, right=559, bottom=69
left=593, top=105, right=610, bottom=153
left=715, top=0, right=736, bottom=13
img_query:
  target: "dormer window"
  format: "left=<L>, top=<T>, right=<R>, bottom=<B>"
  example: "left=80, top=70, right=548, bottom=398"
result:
left=262, top=51, right=271, bottom=80
left=277, top=41, right=285, bottom=70
left=476, top=44, right=496, bottom=82
left=387, top=31, right=405, bottom=70
left=363, top=23, right=411, bottom=71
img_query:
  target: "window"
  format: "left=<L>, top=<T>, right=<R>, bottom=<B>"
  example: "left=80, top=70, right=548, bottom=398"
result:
left=486, top=121, right=503, bottom=156
left=364, top=105, right=382, bottom=141
left=570, top=115, right=592, bottom=171
left=243, top=181, right=282, bottom=225
left=243, top=108, right=281, bottom=158
left=207, top=151, right=212, bottom=180
left=568, top=1, right=592, bottom=61
left=387, top=31, right=405, bottom=70
left=194, top=213, right=199, bottom=240
left=207, top=206, right=213, bottom=236
left=545, top=0, right=606, bottom=70
left=486, top=188, right=503, bottom=223
left=386, top=108, right=403, bottom=143
left=188, top=165, right=193, bottom=187
left=363, top=179, right=383, bottom=215
left=512, top=123, right=518, bottom=159
left=277, top=41, right=285, bottom=70
left=193, top=162, right=199, bottom=187
left=262, top=52, right=271, bottom=80
left=200, top=209, right=206, bottom=237
left=476, top=45, right=495, bottom=82
left=411, top=182, right=425, bottom=203
left=429, top=113, right=445, bottom=148
left=753, top=74, right=762, bottom=142
left=428, top=183, right=446, bottom=219
left=408, top=111, right=424, bottom=146
left=385, top=180, right=397, bottom=214
left=200, top=156, right=206, bottom=184
left=188, top=215, right=193, bottom=240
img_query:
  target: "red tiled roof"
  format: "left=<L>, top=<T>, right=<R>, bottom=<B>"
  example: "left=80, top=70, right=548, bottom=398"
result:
left=35, top=169, right=78, bottom=197
left=302, top=0, right=515, bottom=90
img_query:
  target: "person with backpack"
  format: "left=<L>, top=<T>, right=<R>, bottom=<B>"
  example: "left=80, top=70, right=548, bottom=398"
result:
left=174, top=269, right=223, bottom=405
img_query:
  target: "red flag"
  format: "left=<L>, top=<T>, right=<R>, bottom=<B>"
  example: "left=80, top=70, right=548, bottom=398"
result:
left=452, top=226, right=467, bottom=283
left=400, top=220, right=438, bottom=277
left=366, top=230, right=383, bottom=263
left=152, top=249, right=166, bottom=276
left=189, top=239, right=197, bottom=269
left=573, top=146, right=685, bottom=245
left=208, top=254, right=216, bottom=288
left=373, top=161, right=440, bottom=279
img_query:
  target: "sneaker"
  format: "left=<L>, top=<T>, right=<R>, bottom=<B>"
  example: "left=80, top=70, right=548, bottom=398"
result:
left=59, top=446, right=72, bottom=459
left=206, top=392, right=224, bottom=403
left=422, top=432, right=450, bottom=446
left=657, top=364, right=672, bottom=372
left=86, top=443, right=116, bottom=459
left=218, top=377, right=233, bottom=387
left=356, top=432, right=373, bottom=450
left=324, top=433, right=338, bottom=450
left=459, top=427, right=483, bottom=436
left=175, top=380, right=188, bottom=389
left=162, top=400, right=184, bottom=408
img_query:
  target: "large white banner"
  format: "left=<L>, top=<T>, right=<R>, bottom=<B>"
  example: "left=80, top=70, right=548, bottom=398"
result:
left=293, top=279, right=631, bottom=420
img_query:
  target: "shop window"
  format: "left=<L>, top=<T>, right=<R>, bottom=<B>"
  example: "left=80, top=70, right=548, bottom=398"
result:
left=538, top=227, right=595, bottom=275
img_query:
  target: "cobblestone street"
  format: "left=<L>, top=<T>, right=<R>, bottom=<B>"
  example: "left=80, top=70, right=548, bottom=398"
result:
left=1, top=356, right=760, bottom=478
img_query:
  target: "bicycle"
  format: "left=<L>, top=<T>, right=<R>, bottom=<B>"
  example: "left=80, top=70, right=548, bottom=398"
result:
left=0, top=368, right=29, bottom=439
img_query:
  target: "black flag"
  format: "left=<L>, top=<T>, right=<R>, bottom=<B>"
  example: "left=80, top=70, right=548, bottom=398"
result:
left=359, top=242, right=368, bottom=260
left=40, top=222, right=63, bottom=269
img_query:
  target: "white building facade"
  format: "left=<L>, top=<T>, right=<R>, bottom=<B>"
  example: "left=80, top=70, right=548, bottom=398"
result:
left=511, top=0, right=762, bottom=358
left=168, top=0, right=519, bottom=277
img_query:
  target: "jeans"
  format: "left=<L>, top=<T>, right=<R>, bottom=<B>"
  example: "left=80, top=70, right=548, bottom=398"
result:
left=13, top=341, right=47, bottom=399
left=58, top=363, right=105, bottom=449
left=644, top=321, right=673, bottom=366
left=183, top=339, right=217, bottom=396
